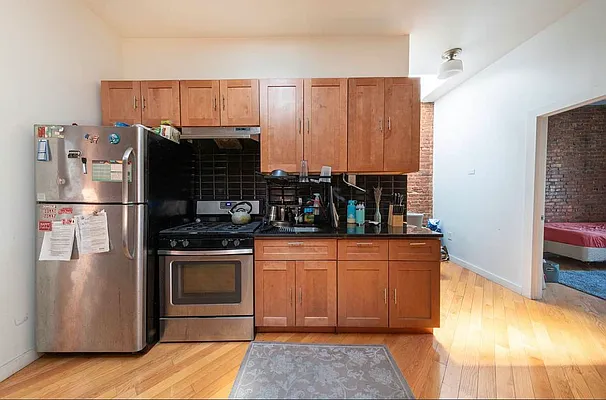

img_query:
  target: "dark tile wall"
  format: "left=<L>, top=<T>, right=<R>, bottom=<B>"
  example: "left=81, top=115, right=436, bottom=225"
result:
left=191, top=139, right=407, bottom=222
left=191, top=139, right=266, bottom=200
left=332, top=175, right=407, bottom=222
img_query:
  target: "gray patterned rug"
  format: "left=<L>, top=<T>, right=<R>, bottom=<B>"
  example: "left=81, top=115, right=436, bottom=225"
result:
left=229, top=342, right=414, bottom=399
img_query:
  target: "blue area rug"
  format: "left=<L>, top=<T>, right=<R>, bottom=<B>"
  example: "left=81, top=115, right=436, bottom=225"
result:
left=558, top=270, right=606, bottom=300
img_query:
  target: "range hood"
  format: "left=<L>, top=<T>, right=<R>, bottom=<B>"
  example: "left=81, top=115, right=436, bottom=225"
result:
left=180, top=126, right=260, bottom=140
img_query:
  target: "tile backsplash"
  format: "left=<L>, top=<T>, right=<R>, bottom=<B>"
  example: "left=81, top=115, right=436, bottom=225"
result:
left=332, top=175, right=407, bottom=223
left=191, top=139, right=266, bottom=200
left=191, top=139, right=407, bottom=222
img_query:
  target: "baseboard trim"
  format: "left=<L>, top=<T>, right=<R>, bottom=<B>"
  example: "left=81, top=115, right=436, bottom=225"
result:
left=0, top=349, right=39, bottom=383
left=449, top=256, right=523, bottom=294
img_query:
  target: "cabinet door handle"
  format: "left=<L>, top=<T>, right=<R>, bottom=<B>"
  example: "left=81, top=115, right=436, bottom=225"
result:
left=383, top=288, right=387, bottom=305
left=299, top=288, right=303, bottom=304
left=356, top=242, right=374, bottom=247
left=289, top=288, right=293, bottom=306
left=133, top=96, right=138, bottom=110
left=298, top=119, right=302, bottom=135
left=214, top=97, right=217, bottom=111
left=409, top=242, right=427, bottom=246
left=388, top=117, right=391, bottom=131
left=394, top=288, right=397, bottom=305
left=379, top=118, right=383, bottom=133
left=222, top=96, right=226, bottom=111
left=287, top=242, right=304, bottom=247
left=307, top=118, right=310, bottom=135
left=142, top=97, right=146, bottom=110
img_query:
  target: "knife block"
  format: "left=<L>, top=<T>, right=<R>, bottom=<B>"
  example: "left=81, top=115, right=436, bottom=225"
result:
left=388, top=205, right=405, bottom=227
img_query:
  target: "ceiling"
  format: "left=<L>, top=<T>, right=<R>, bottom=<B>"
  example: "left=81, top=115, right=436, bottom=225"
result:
left=83, top=0, right=584, bottom=100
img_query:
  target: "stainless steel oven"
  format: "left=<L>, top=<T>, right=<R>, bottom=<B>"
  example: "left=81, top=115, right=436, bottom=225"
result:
left=159, top=249, right=254, bottom=342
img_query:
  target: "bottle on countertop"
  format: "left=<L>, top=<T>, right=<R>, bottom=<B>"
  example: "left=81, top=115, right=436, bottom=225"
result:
left=355, top=202, right=365, bottom=226
left=313, top=193, right=321, bottom=216
left=347, top=200, right=357, bottom=224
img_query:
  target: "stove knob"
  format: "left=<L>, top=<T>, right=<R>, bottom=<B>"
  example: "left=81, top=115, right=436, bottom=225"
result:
left=222, top=239, right=229, bottom=247
left=233, top=239, right=241, bottom=247
left=169, top=240, right=178, bottom=248
left=182, top=239, right=189, bottom=248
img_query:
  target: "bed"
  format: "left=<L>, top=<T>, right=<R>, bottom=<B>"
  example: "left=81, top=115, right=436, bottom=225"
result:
left=544, top=222, right=606, bottom=262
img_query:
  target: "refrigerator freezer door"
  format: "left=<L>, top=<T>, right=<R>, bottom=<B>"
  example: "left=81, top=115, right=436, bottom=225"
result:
left=34, top=125, right=146, bottom=204
left=36, top=203, right=146, bottom=352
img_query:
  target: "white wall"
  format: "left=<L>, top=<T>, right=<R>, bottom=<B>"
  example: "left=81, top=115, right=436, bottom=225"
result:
left=122, top=36, right=409, bottom=79
left=433, top=0, right=606, bottom=295
left=0, top=0, right=121, bottom=382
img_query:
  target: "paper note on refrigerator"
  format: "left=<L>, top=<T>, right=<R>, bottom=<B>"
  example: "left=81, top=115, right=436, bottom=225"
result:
left=39, top=221, right=76, bottom=261
left=75, top=210, right=110, bottom=255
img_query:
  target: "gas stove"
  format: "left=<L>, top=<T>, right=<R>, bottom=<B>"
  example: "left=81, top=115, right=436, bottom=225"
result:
left=158, top=200, right=263, bottom=251
left=157, top=200, right=261, bottom=343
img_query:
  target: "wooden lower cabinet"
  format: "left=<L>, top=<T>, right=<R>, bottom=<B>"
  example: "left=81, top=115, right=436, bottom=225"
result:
left=295, top=261, right=336, bottom=327
left=389, top=261, right=440, bottom=328
left=337, top=261, right=388, bottom=327
left=254, top=249, right=336, bottom=328
left=255, top=261, right=295, bottom=327
left=255, top=238, right=440, bottom=331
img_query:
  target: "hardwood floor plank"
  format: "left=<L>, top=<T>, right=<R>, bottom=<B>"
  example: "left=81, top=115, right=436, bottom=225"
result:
left=457, top=285, right=483, bottom=398
left=478, top=317, right=497, bottom=399
left=513, top=301, right=555, bottom=399
left=524, top=298, right=575, bottom=399
left=494, top=343, right=516, bottom=399
left=504, top=306, right=535, bottom=399
left=542, top=289, right=595, bottom=399
left=1, top=262, right=605, bottom=400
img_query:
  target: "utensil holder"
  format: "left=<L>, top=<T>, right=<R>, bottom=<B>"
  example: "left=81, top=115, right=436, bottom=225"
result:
left=388, top=205, right=405, bottom=226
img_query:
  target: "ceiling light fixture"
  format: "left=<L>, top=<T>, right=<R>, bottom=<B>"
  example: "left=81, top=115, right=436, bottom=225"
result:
left=438, top=48, right=463, bottom=80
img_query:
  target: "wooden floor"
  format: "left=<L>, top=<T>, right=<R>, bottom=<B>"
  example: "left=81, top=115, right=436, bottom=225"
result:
left=1, top=261, right=605, bottom=399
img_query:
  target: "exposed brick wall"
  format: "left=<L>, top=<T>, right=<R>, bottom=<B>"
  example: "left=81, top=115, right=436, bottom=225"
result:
left=407, top=102, right=433, bottom=225
left=545, top=105, right=606, bottom=223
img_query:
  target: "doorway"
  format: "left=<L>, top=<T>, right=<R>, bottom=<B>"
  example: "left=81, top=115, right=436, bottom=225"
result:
left=532, top=97, right=606, bottom=299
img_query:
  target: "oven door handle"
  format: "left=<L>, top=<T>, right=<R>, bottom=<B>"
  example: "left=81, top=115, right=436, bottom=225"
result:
left=158, top=249, right=253, bottom=256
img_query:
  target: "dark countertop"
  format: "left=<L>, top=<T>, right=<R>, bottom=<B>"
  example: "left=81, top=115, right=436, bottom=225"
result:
left=254, top=223, right=443, bottom=238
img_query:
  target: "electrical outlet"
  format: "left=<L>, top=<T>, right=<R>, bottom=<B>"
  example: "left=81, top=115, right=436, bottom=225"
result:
left=447, top=232, right=453, bottom=241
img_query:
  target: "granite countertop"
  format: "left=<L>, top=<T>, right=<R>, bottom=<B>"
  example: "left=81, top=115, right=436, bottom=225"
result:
left=254, top=223, right=443, bottom=238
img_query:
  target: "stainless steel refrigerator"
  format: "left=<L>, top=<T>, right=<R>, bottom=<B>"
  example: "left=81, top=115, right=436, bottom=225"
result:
left=34, top=125, right=191, bottom=352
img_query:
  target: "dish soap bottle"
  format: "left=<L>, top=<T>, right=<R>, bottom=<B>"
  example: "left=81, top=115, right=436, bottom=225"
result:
left=347, top=200, right=357, bottom=224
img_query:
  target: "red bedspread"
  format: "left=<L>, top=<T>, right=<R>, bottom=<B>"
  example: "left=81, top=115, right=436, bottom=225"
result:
left=544, top=222, right=606, bottom=248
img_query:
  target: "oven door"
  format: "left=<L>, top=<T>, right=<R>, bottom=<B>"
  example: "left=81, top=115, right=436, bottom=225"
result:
left=160, top=250, right=253, bottom=317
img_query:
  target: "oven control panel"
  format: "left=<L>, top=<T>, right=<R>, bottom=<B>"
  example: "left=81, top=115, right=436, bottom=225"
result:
left=159, top=236, right=254, bottom=250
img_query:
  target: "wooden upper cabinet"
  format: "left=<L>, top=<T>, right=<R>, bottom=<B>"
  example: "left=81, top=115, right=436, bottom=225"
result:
left=220, top=79, right=260, bottom=126
left=180, top=80, right=220, bottom=126
left=255, top=261, right=295, bottom=327
left=347, top=78, right=385, bottom=172
left=260, top=79, right=304, bottom=172
left=384, top=78, right=420, bottom=173
left=389, top=261, right=440, bottom=328
left=101, top=81, right=141, bottom=126
left=295, top=261, right=336, bottom=327
left=337, top=261, right=388, bottom=327
left=303, top=78, right=348, bottom=173
left=141, top=80, right=181, bottom=127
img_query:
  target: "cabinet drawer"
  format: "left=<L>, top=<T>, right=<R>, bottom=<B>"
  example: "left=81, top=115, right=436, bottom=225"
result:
left=255, top=239, right=337, bottom=261
left=388, top=239, right=441, bottom=261
left=338, top=239, right=388, bottom=261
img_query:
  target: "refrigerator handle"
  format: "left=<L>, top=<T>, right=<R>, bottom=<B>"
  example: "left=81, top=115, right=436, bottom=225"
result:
left=122, top=147, right=135, bottom=260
